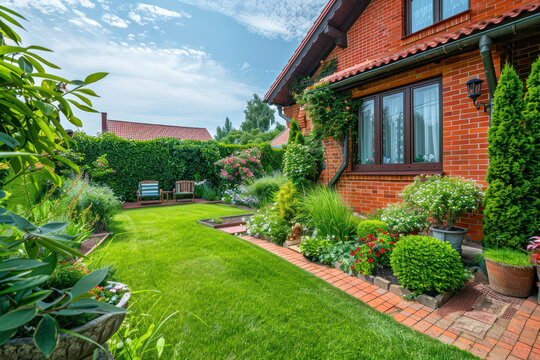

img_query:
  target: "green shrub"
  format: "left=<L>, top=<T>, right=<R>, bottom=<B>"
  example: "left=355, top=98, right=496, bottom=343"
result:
left=357, top=220, right=388, bottom=239
left=246, top=173, right=287, bottom=206
left=43, top=260, right=88, bottom=289
left=483, top=248, right=532, bottom=267
left=283, top=143, right=321, bottom=188
left=277, top=182, right=299, bottom=222
left=380, top=202, right=430, bottom=234
left=301, top=186, right=357, bottom=241
left=246, top=204, right=290, bottom=245
left=195, top=182, right=218, bottom=201
left=71, top=133, right=285, bottom=201
left=299, top=235, right=329, bottom=258
left=390, top=235, right=465, bottom=294
left=484, top=64, right=531, bottom=248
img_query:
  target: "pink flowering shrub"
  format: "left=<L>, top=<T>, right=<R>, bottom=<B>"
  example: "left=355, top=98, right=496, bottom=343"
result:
left=215, top=147, right=264, bottom=187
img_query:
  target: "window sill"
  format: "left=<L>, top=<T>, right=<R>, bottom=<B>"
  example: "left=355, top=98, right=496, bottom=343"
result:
left=402, top=9, right=471, bottom=42
left=347, top=170, right=444, bottom=176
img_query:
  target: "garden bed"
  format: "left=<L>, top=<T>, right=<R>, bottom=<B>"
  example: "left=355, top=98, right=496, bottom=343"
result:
left=198, top=214, right=253, bottom=229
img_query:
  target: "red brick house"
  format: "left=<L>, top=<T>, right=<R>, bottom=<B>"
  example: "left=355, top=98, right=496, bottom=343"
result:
left=270, top=127, right=290, bottom=148
left=266, top=0, right=540, bottom=241
left=100, top=112, right=212, bottom=141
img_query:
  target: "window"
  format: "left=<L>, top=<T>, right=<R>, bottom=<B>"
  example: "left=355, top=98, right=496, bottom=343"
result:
left=407, top=0, right=469, bottom=34
left=356, top=78, right=442, bottom=173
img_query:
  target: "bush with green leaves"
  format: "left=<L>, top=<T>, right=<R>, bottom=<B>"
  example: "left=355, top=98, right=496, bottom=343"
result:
left=88, top=154, right=116, bottom=184
left=403, top=175, right=483, bottom=230
left=390, top=235, right=465, bottom=294
left=215, top=147, right=264, bottom=187
left=277, top=181, right=300, bottom=222
left=356, top=220, right=388, bottom=240
left=246, top=204, right=290, bottom=245
left=246, top=173, right=287, bottom=206
left=194, top=181, right=218, bottom=201
left=484, top=64, right=532, bottom=248
left=283, top=143, right=321, bottom=188
left=380, top=202, right=430, bottom=234
left=299, top=235, right=330, bottom=258
left=72, top=133, right=284, bottom=201
left=300, top=186, right=358, bottom=241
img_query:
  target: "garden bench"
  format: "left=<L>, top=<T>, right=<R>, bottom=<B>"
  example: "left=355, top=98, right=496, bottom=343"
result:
left=173, top=180, right=195, bottom=202
left=137, top=181, right=162, bottom=205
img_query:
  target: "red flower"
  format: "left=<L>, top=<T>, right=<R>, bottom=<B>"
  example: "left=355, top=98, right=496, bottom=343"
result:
left=380, top=249, right=386, bottom=254
left=356, top=247, right=360, bottom=252
left=383, top=231, right=387, bottom=234
left=350, top=251, right=355, bottom=256
left=320, top=124, right=323, bottom=127
left=378, top=228, right=382, bottom=232
left=358, top=253, right=362, bottom=257
left=346, top=106, right=350, bottom=110
left=379, top=239, right=384, bottom=243
left=324, top=261, right=327, bottom=264
left=389, top=242, right=395, bottom=245
left=367, top=258, right=373, bottom=263
left=326, top=107, right=330, bottom=111
left=369, top=242, right=374, bottom=248
left=375, top=253, right=380, bottom=257
left=344, top=100, right=348, bottom=103
left=389, top=247, right=393, bottom=251
left=368, top=249, right=372, bottom=254
left=87, top=270, right=91, bottom=273
left=360, top=238, right=365, bottom=241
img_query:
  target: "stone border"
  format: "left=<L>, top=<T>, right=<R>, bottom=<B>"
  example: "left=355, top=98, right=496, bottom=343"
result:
left=197, top=213, right=253, bottom=229
left=333, top=262, right=451, bottom=309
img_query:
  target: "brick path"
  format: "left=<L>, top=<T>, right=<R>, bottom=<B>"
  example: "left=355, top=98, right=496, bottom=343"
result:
left=239, top=234, right=540, bottom=360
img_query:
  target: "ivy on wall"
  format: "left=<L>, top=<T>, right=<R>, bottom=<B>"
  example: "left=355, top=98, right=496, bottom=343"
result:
left=71, top=133, right=284, bottom=201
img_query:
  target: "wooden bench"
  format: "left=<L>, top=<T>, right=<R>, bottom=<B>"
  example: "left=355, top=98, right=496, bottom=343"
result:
left=137, top=181, right=162, bottom=205
left=173, top=180, right=194, bottom=202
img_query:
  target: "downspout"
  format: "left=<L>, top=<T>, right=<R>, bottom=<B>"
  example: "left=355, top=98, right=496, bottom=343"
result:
left=276, top=105, right=291, bottom=125
left=479, top=35, right=497, bottom=123
left=329, top=132, right=349, bottom=187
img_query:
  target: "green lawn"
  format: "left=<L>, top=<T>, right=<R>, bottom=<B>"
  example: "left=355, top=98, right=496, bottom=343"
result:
left=92, top=204, right=477, bottom=359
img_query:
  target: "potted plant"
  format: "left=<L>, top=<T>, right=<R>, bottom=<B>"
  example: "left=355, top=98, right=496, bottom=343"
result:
left=483, top=248, right=534, bottom=298
left=403, top=175, right=484, bottom=254
left=527, top=237, right=540, bottom=304
left=380, top=202, right=430, bottom=235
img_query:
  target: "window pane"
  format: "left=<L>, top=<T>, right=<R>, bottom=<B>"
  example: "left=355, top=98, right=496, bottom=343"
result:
left=413, top=83, right=440, bottom=163
left=382, top=93, right=404, bottom=164
left=442, top=0, right=468, bottom=19
left=358, top=99, right=375, bottom=164
left=410, top=0, right=433, bottom=33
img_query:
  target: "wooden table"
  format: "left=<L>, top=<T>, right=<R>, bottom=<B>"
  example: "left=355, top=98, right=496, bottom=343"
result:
left=161, top=191, right=173, bottom=202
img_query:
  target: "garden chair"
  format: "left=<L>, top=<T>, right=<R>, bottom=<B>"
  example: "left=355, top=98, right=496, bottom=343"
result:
left=137, top=180, right=162, bottom=205
left=173, top=180, right=195, bottom=202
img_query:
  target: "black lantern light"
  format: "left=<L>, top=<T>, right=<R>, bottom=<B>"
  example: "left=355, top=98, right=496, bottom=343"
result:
left=465, top=78, right=491, bottom=113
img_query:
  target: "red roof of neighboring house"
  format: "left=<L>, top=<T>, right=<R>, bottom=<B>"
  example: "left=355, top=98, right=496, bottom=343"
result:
left=105, top=119, right=212, bottom=141
left=320, top=2, right=540, bottom=85
left=270, top=128, right=290, bottom=148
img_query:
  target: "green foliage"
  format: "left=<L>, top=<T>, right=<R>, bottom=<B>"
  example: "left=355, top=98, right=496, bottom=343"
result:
left=484, top=64, right=532, bottom=248
left=215, top=116, right=234, bottom=141
left=296, top=85, right=359, bottom=142
left=357, top=220, right=388, bottom=240
left=277, top=182, right=299, bottom=222
left=0, top=7, right=106, bottom=188
left=246, top=173, right=287, bottom=206
left=390, top=235, right=465, bottom=294
left=299, top=235, right=329, bottom=258
left=88, top=154, right=115, bottom=184
left=288, top=118, right=302, bottom=144
left=43, top=260, right=88, bottom=289
left=246, top=203, right=290, bottom=245
left=215, top=147, right=264, bottom=187
left=380, top=202, right=430, bottom=234
left=483, top=248, right=532, bottom=267
left=2, top=170, right=48, bottom=213
left=195, top=182, right=218, bottom=201
left=283, top=143, right=321, bottom=187
left=241, top=94, right=275, bottom=132
left=403, top=175, right=484, bottom=229
left=523, top=57, right=540, bottom=238
left=71, top=133, right=284, bottom=201
left=301, top=186, right=358, bottom=241
left=351, top=234, right=399, bottom=275
left=318, top=57, right=338, bottom=79
left=219, top=125, right=286, bottom=145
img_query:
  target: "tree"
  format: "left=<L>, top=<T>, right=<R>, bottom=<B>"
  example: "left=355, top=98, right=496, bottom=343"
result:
left=241, top=94, right=275, bottom=132
left=523, top=56, right=540, bottom=237
left=215, top=116, right=234, bottom=141
left=288, top=118, right=303, bottom=144
left=220, top=124, right=285, bottom=145
left=483, top=64, right=532, bottom=248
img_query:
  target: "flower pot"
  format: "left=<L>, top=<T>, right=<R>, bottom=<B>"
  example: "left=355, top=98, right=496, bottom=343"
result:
left=485, top=258, right=534, bottom=298
left=431, top=226, right=467, bottom=254
left=0, top=282, right=130, bottom=360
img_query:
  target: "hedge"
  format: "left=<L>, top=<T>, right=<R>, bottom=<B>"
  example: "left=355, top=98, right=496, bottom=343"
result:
left=70, top=132, right=284, bottom=201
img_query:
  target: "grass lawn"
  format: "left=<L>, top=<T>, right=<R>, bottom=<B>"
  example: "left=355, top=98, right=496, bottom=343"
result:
left=91, top=204, right=477, bottom=359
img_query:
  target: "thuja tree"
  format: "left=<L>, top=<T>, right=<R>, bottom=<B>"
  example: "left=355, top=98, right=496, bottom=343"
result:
left=483, top=64, right=532, bottom=248
left=523, top=57, right=540, bottom=237
left=288, top=118, right=304, bottom=144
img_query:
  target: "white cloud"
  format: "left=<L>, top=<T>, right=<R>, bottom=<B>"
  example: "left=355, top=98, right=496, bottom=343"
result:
left=175, top=0, right=327, bottom=41
left=102, top=13, right=130, bottom=28
left=239, top=62, right=250, bottom=72
left=129, top=3, right=190, bottom=25
left=0, top=0, right=68, bottom=14
left=70, top=9, right=101, bottom=27
left=80, top=0, right=95, bottom=8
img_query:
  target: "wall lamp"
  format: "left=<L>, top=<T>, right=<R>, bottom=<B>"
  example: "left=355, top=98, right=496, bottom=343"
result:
left=465, top=78, right=491, bottom=113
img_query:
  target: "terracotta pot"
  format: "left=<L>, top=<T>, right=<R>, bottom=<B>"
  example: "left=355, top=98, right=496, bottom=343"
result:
left=485, top=258, right=534, bottom=298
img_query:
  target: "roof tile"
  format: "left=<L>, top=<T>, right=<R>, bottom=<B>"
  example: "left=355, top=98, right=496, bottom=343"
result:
left=106, top=120, right=212, bottom=141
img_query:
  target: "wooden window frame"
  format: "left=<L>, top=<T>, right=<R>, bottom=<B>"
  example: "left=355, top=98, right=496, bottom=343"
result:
left=355, top=77, right=443, bottom=174
left=405, top=0, right=470, bottom=35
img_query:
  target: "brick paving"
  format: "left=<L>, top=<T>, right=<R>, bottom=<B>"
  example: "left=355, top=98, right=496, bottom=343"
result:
left=238, top=234, right=540, bottom=360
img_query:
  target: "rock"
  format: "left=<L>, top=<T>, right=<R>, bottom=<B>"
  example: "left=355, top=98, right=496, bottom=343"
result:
left=389, top=284, right=412, bottom=297
left=374, top=277, right=391, bottom=290
left=417, top=294, right=439, bottom=309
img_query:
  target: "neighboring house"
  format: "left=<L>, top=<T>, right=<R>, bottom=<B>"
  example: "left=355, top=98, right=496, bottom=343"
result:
left=270, top=127, right=290, bottom=148
left=100, top=112, right=212, bottom=141
left=266, top=0, right=540, bottom=241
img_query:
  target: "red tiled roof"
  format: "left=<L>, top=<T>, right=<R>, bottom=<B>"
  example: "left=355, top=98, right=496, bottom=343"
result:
left=320, top=2, right=540, bottom=84
left=105, top=120, right=212, bottom=141
left=270, top=128, right=290, bottom=148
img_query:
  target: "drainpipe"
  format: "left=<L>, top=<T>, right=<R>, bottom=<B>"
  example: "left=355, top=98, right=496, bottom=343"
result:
left=479, top=35, right=497, bottom=122
left=329, top=132, right=349, bottom=187
left=276, top=105, right=291, bottom=126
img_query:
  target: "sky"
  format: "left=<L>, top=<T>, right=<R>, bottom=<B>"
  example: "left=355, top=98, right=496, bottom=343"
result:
left=0, top=0, right=328, bottom=136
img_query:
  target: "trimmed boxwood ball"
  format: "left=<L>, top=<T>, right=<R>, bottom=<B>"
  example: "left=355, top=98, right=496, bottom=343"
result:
left=357, top=220, right=388, bottom=239
left=390, top=235, right=465, bottom=294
